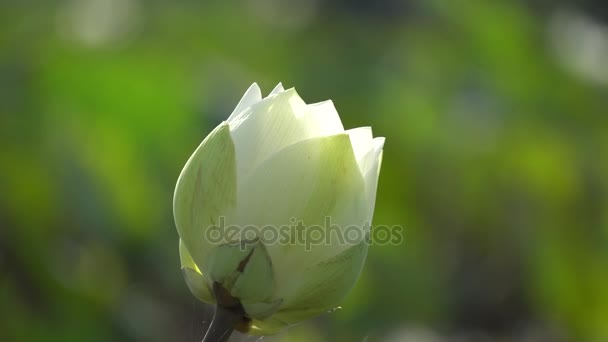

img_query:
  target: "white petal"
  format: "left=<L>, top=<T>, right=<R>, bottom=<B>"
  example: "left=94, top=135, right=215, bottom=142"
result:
left=268, top=82, right=285, bottom=96
left=304, top=100, right=345, bottom=136
left=228, top=89, right=308, bottom=180
left=228, top=89, right=345, bottom=181
left=227, top=83, right=262, bottom=122
left=233, top=134, right=368, bottom=305
left=346, top=127, right=373, bottom=168
left=234, top=133, right=365, bottom=227
left=362, top=137, right=384, bottom=217
left=357, top=136, right=383, bottom=175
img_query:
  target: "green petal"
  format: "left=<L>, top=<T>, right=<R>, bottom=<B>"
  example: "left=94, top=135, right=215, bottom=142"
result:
left=273, top=240, right=368, bottom=323
left=243, top=241, right=368, bottom=335
left=204, top=240, right=275, bottom=303
left=173, top=122, right=237, bottom=272
left=247, top=316, right=290, bottom=336
left=231, top=242, right=275, bottom=302
left=242, top=298, right=283, bottom=319
left=179, top=240, right=214, bottom=304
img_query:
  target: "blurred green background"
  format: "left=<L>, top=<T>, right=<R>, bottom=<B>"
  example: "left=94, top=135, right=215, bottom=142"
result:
left=1, top=0, right=608, bottom=341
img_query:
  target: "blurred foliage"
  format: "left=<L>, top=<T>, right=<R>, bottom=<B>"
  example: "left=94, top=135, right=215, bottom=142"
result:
left=1, top=0, right=608, bottom=341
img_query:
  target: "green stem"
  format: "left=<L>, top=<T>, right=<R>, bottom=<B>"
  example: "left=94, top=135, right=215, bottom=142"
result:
left=201, top=304, right=240, bottom=342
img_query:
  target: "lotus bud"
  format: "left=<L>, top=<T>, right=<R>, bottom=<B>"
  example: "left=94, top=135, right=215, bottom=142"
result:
left=174, top=83, right=384, bottom=335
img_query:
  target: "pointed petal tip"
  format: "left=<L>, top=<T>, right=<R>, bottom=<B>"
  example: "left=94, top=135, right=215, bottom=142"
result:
left=373, top=137, right=385, bottom=150
left=268, top=82, right=286, bottom=97
left=280, top=87, right=303, bottom=102
left=346, top=126, right=372, bottom=135
left=309, top=99, right=333, bottom=107
left=227, top=83, right=263, bottom=121
left=247, top=82, right=262, bottom=94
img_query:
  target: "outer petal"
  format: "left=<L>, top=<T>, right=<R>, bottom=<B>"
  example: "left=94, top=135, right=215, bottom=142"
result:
left=233, top=133, right=369, bottom=306
left=361, top=138, right=384, bottom=217
left=179, top=240, right=214, bottom=304
left=346, top=127, right=373, bottom=169
left=274, top=240, right=368, bottom=320
left=227, top=83, right=262, bottom=122
left=173, top=122, right=237, bottom=271
left=245, top=241, right=368, bottom=335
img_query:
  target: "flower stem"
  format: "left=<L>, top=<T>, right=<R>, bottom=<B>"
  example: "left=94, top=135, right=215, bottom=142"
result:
left=202, top=282, right=249, bottom=342
left=201, top=304, right=240, bottom=342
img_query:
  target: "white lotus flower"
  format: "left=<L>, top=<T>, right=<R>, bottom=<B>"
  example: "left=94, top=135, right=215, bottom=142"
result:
left=174, top=83, right=384, bottom=335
